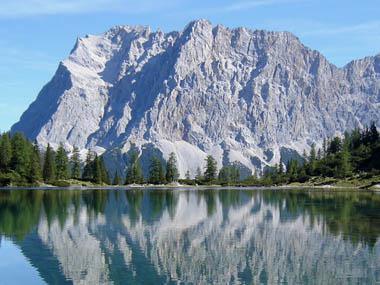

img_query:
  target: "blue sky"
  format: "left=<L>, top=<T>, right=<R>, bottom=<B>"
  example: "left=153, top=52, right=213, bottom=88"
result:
left=0, top=0, right=379, bottom=131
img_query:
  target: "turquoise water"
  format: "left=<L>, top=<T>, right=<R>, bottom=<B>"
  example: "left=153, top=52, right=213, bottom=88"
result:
left=0, top=189, right=379, bottom=284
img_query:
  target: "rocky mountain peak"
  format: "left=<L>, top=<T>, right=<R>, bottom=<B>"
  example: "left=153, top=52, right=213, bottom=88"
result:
left=12, top=20, right=380, bottom=178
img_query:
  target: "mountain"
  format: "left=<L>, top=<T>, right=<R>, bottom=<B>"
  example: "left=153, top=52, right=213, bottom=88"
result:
left=11, top=19, right=380, bottom=178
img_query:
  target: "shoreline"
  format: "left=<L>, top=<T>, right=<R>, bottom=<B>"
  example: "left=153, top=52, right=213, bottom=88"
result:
left=0, top=184, right=378, bottom=192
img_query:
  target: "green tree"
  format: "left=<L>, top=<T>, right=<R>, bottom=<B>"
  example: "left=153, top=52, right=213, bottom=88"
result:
left=125, top=150, right=144, bottom=184
left=10, top=133, right=30, bottom=177
left=328, top=137, right=342, bottom=154
left=286, top=159, right=299, bottom=182
left=82, top=151, right=94, bottom=181
left=369, top=122, right=379, bottom=145
left=0, top=133, right=12, bottom=171
left=28, top=142, right=42, bottom=183
left=55, top=143, right=69, bottom=180
left=165, top=152, right=179, bottom=183
left=218, top=165, right=240, bottom=185
left=148, top=156, right=165, bottom=185
left=204, top=155, right=217, bottom=183
left=43, top=144, right=56, bottom=182
left=337, top=143, right=352, bottom=178
left=185, top=170, right=191, bottom=180
left=70, top=146, right=81, bottom=180
left=308, top=143, right=317, bottom=176
left=99, top=157, right=110, bottom=184
left=92, top=155, right=102, bottom=184
left=279, top=158, right=285, bottom=175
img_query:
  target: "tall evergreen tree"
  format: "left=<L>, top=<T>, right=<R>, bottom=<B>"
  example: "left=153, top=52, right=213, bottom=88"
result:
left=43, top=144, right=55, bottom=182
left=125, top=150, right=143, bottom=184
left=28, top=142, right=42, bottom=183
left=166, top=152, right=179, bottom=183
left=185, top=170, right=191, bottom=180
left=55, top=144, right=69, bottom=180
left=148, top=156, right=165, bottom=184
left=337, top=142, right=352, bottom=178
left=218, top=165, right=240, bottom=185
left=279, top=158, right=285, bottom=175
left=286, top=159, right=299, bottom=182
left=92, top=155, right=102, bottom=184
left=369, top=122, right=379, bottom=145
left=10, top=133, right=30, bottom=177
left=308, top=143, right=317, bottom=176
left=204, top=155, right=217, bottom=183
left=70, top=146, right=81, bottom=180
left=328, top=137, right=342, bottom=154
left=322, top=138, right=327, bottom=157
left=0, top=133, right=12, bottom=171
left=99, top=157, right=110, bottom=184
left=82, top=151, right=94, bottom=181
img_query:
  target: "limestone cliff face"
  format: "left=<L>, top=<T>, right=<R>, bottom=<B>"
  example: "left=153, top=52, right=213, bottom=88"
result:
left=12, top=20, right=380, bottom=176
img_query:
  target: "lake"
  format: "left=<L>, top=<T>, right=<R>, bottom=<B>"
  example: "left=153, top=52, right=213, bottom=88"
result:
left=0, top=188, right=379, bottom=284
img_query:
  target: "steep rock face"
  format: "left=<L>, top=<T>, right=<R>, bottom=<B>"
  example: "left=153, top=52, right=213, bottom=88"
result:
left=12, top=20, right=380, bottom=177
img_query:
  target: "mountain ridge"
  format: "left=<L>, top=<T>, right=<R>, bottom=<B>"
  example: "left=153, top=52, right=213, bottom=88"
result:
left=12, top=19, right=380, bottom=178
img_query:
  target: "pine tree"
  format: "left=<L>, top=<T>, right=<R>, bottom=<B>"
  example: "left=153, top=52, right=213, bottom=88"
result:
left=10, top=133, right=30, bottom=177
left=337, top=142, right=352, bottom=178
left=125, top=150, right=144, bottom=184
left=55, top=143, right=69, bottom=180
left=185, top=170, right=191, bottom=180
left=133, top=160, right=144, bottom=184
left=148, top=156, right=165, bottom=184
left=92, top=155, right=102, bottom=184
left=43, top=144, right=55, bottom=182
left=0, top=133, right=12, bottom=171
left=286, top=159, right=299, bottom=182
left=279, top=158, right=284, bottom=175
left=166, top=152, right=179, bottom=183
left=369, top=122, right=379, bottom=145
left=204, top=155, right=217, bottom=183
left=309, top=143, right=317, bottom=176
left=328, top=137, right=342, bottom=154
left=70, top=146, right=81, bottom=180
left=28, top=142, right=42, bottom=183
left=218, top=167, right=229, bottom=184
left=82, top=151, right=94, bottom=181
left=99, top=157, right=110, bottom=184
left=322, top=138, right=327, bottom=157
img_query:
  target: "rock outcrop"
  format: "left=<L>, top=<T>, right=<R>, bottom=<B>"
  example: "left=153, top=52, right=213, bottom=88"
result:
left=12, top=20, right=380, bottom=177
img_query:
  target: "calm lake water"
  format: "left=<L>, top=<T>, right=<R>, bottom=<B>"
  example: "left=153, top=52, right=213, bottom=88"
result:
left=0, top=188, right=379, bottom=285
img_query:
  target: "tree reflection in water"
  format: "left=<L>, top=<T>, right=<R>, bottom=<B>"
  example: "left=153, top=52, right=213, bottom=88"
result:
left=0, top=189, right=379, bottom=284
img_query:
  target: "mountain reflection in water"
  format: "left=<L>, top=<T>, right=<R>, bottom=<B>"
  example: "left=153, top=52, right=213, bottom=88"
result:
left=0, top=189, right=379, bottom=284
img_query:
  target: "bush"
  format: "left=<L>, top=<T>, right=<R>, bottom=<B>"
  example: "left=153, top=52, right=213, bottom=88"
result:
left=0, top=171, right=24, bottom=186
left=51, top=180, right=71, bottom=187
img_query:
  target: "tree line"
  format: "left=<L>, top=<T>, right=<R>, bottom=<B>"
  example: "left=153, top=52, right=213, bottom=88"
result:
left=246, top=122, right=380, bottom=186
left=0, top=123, right=379, bottom=186
left=0, top=133, right=184, bottom=186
